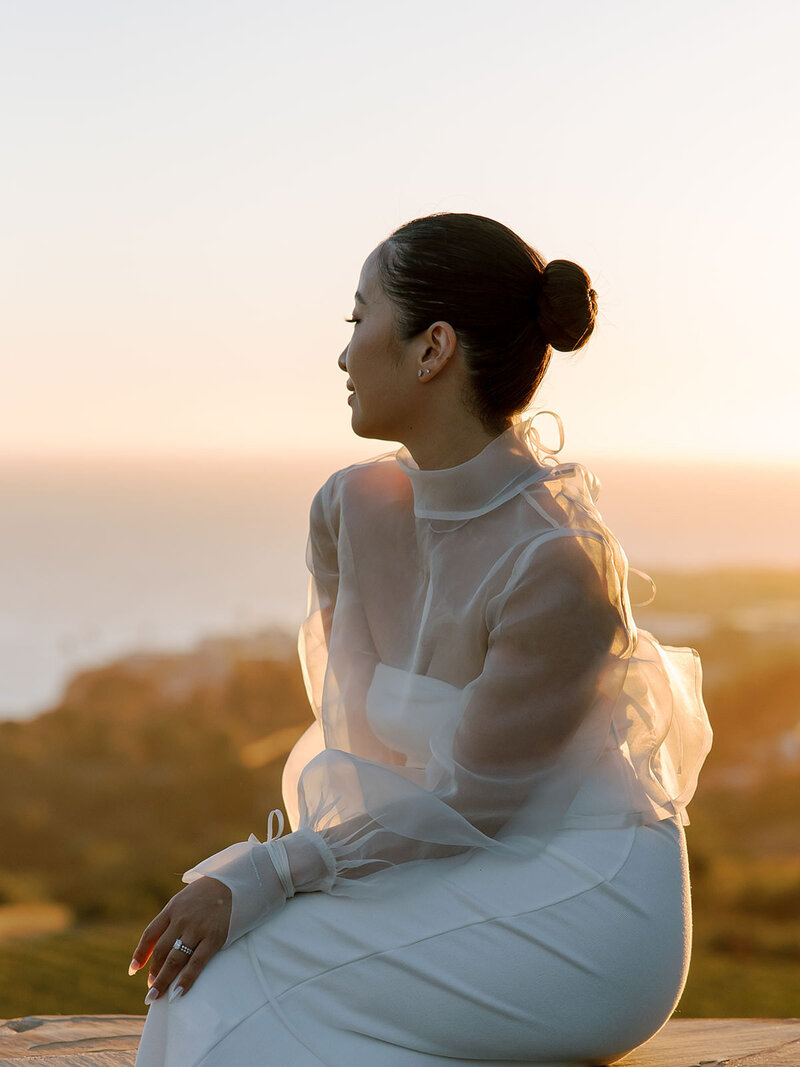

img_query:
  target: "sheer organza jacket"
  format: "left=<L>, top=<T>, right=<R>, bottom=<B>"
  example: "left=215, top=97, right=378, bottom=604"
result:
left=185, top=413, right=712, bottom=942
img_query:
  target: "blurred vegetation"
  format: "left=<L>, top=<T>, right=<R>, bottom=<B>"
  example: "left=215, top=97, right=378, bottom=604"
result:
left=1, top=569, right=799, bottom=1019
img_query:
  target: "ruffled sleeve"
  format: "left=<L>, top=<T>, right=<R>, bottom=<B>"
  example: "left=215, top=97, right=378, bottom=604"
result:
left=297, top=473, right=407, bottom=768
left=285, top=518, right=640, bottom=894
left=183, top=430, right=711, bottom=935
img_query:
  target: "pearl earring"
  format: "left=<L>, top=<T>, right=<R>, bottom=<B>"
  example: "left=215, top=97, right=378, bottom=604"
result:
left=418, top=368, right=431, bottom=378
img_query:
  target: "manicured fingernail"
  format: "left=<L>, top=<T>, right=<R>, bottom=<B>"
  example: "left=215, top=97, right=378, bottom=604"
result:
left=144, top=988, right=160, bottom=1005
left=128, top=958, right=140, bottom=976
left=147, top=972, right=156, bottom=988
left=168, top=985, right=184, bottom=1003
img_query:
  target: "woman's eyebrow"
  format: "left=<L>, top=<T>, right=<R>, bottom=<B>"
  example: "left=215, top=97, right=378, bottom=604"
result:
left=354, top=291, right=367, bottom=305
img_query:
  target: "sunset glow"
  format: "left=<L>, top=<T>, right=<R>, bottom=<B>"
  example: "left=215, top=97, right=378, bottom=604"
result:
left=1, top=5, right=799, bottom=1031
left=2, top=1, right=798, bottom=463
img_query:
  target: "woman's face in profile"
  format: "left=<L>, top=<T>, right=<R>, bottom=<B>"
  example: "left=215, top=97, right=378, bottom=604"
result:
left=338, top=246, right=418, bottom=441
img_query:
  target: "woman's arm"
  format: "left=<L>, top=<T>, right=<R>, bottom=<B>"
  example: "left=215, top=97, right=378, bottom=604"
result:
left=134, top=515, right=631, bottom=1000
left=284, top=529, right=632, bottom=886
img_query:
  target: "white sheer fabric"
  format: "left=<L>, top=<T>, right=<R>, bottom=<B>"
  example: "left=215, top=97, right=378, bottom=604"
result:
left=132, top=411, right=714, bottom=1065
left=268, top=411, right=712, bottom=899
left=185, top=411, right=712, bottom=937
left=182, top=816, right=336, bottom=947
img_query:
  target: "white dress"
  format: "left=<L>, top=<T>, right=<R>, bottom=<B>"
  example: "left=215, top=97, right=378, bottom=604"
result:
left=134, top=413, right=712, bottom=1067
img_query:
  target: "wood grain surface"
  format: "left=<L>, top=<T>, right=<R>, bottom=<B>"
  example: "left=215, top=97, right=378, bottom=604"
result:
left=0, top=1015, right=798, bottom=1065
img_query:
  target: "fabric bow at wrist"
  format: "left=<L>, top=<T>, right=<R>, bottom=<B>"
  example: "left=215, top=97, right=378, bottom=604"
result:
left=182, top=810, right=337, bottom=948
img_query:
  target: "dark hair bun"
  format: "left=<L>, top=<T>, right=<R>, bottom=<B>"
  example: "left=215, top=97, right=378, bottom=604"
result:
left=537, top=259, right=597, bottom=352
left=376, top=213, right=599, bottom=433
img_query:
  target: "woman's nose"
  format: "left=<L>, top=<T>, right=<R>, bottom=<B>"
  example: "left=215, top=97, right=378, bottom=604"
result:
left=338, top=348, right=348, bottom=372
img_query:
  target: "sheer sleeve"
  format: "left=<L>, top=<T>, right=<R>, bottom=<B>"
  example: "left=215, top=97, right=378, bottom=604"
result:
left=298, top=475, right=407, bottom=768
left=295, top=480, right=338, bottom=716
left=183, top=430, right=710, bottom=932
left=284, top=524, right=637, bottom=895
left=187, top=478, right=709, bottom=926
left=428, top=532, right=630, bottom=839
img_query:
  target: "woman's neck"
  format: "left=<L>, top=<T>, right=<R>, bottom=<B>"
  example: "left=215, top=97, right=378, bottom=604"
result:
left=402, top=417, right=507, bottom=471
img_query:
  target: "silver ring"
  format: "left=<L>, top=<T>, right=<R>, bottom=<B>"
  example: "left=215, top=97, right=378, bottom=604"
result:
left=173, top=937, right=194, bottom=957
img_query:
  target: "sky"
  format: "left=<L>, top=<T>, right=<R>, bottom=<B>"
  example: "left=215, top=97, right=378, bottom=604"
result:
left=2, top=0, right=798, bottom=464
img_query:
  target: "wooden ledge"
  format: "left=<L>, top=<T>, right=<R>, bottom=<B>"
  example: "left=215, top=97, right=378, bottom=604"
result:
left=0, top=1015, right=798, bottom=1065
left=0, top=1014, right=143, bottom=1064
left=616, top=1017, right=800, bottom=1066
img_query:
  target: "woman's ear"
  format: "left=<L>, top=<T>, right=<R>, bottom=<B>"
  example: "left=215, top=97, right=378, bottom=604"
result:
left=417, top=321, right=458, bottom=379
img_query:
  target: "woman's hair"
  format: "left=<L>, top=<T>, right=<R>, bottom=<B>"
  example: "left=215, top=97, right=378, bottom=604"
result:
left=375, top=212, right=597, bottom=434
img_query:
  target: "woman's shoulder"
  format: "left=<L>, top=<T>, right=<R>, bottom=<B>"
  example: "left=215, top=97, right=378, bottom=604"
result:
left=310, top=450, right=411, bottom=531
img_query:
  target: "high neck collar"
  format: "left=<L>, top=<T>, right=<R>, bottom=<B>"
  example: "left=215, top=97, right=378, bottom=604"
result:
left=395, top=413, right=565, bottom=519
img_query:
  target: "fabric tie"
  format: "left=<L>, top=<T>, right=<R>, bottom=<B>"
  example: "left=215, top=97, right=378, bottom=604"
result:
left=628, top=567, right=657, bottom=607
left=524, top=409, right=565, bottom=465
left=266, top=808, right=285, bottom=842
left=264, top=809, right=294, bottom=898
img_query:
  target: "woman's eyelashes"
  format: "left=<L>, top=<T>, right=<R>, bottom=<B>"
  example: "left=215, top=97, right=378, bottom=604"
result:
left=344, top=317, right=360, bottom=325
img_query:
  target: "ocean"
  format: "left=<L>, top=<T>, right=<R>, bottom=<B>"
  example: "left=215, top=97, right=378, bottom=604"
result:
left=2, top=451, right=798, bottom=721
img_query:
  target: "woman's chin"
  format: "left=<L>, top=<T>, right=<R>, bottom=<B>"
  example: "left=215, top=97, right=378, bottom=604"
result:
left=348, top=402, right=369, bottom=438
left=350, top=412, right=391, bottom=443
left=351, top=418, right=376, bottom=440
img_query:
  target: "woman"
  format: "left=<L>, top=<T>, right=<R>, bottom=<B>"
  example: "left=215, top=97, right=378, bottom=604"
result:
left=132, top=212, right=712, bottom=1066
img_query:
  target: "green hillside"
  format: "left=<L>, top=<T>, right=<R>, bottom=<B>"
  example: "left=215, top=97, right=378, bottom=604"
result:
left=1, top=572, right=799, bottom=1019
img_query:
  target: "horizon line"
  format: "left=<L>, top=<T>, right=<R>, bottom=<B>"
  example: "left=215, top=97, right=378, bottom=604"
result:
left=2, top=447, right=799, bottom=470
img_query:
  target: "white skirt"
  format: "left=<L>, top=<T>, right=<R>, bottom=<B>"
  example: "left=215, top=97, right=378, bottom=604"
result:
left=133, top=813, right=691, bottom=1067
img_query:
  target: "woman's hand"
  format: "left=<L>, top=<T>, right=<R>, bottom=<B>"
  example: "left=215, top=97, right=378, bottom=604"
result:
left=129, top=877, right=232, bottom=1003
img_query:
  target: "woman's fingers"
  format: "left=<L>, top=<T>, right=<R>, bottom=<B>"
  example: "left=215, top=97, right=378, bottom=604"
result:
left=147, top=924, right=192, bottom=988
left=129, top=910, right=170, bottom=975
left=133, top=878, right=232, bottom=1000
left=145, top=932, right=200, bottom=1002
left=162, top=939, right=215, bottom=1000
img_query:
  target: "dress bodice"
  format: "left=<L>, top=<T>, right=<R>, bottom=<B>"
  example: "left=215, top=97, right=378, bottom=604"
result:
left=366, top=663, right=462, bottom=770
left=283, top=408, right=712, bottom=886
left=366, top=657, right=674, bottom=832
left=364, top=652, right=705, bottom=831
